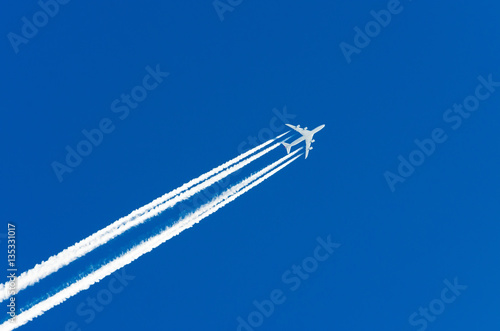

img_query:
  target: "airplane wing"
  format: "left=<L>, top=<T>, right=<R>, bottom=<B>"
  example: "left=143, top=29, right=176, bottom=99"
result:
left=305, top=139, right=311, bottom=159
left=286, top=124, right=306, bottom=135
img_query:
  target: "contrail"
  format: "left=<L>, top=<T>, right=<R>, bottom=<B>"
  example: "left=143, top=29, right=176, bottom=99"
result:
left=0, top=132, right=289, bottom=303
left=3, top=150, right=302, bottom=331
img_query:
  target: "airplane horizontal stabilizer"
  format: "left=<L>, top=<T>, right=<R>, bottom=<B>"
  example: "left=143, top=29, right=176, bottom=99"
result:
left=282, top=142, right=292, bottom=154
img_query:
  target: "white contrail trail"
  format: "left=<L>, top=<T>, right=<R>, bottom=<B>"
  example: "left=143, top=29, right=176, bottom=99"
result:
left=0, top=132, right=290, bottom=303
left=2, top=150, right=302, bottom=331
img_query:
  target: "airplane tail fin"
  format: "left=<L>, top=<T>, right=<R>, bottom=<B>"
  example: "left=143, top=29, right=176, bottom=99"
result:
left=282, top=142, right=292, bottom=154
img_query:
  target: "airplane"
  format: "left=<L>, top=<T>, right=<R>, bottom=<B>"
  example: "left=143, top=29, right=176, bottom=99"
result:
left=282, top=123, right=325, bottom=159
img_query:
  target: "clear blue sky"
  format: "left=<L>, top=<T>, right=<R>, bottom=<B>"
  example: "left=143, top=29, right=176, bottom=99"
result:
left=2, top=1, right=500, bottom=330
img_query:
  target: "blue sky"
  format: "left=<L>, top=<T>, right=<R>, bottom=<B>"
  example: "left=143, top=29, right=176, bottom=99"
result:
left=2, top=1, right=500, bottom=330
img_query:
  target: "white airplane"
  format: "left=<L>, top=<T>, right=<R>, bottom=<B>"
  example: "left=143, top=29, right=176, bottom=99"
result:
left=282, top=123, right=325, bottom=159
